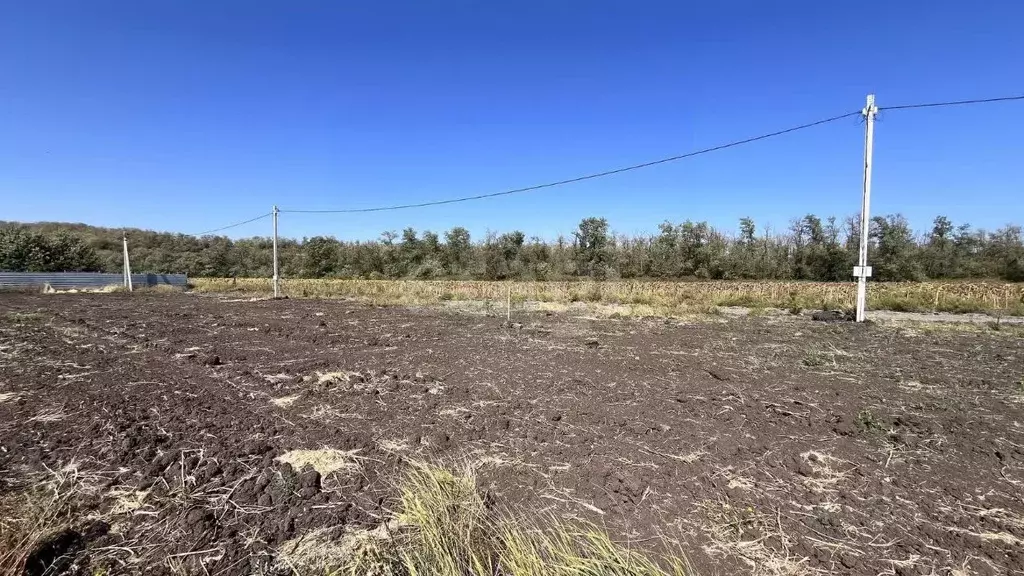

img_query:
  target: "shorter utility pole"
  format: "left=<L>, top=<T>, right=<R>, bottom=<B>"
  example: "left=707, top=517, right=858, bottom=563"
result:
left=122, top=232, right=133, bottom=292
left=854, top=94, right=878, bottom=322
left=272, top=205, right=280, bottom=298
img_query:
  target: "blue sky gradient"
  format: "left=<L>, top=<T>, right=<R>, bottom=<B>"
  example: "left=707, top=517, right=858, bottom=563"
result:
left=2, top=1, right=1022, bottom=240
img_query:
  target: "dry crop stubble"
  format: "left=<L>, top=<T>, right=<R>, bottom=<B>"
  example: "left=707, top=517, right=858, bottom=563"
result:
left=193, top=278, right=1024, bottom=316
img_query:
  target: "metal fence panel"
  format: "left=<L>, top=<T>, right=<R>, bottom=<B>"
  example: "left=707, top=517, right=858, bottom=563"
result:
left=0, top=272, right=188, bottom=289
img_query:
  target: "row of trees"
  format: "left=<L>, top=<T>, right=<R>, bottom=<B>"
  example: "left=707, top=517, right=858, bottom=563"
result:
left=2, top=215, right=1023, bottom=281
left=0, top=226, right=101, bottom=273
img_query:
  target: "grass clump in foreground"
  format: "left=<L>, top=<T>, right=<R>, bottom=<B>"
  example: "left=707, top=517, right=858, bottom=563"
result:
left=278, top=461, right=690, bottom=576
left=0, top=462, right=98, bottom=576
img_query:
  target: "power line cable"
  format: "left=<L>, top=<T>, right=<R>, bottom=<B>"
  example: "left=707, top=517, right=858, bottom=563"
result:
left=200, top=93, right=1024, bottom=222
left=281, top=110, right=862, bottom=214
left=881, top=94, right=1024, bottom=111
left=194, top=212, right=273, bottom=236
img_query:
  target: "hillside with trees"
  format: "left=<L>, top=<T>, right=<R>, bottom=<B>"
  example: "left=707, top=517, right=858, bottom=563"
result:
left=1, top=215, right=1022, bottom=281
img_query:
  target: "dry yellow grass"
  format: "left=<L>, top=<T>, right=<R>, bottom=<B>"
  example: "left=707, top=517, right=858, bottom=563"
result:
left=0, top=462, right=102, bottom=576
left=275, top=448, right=363, bottom=475
left=276, top=460, right=690, bottom=576
left=193, top=278, right=1024, bottom=315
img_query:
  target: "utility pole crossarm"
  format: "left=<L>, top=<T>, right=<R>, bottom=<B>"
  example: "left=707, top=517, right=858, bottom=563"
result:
left=854, top=94, right=878, bottom=322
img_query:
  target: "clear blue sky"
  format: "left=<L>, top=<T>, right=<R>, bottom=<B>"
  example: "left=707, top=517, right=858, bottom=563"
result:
left=2, top=1, right=1022, bottom=241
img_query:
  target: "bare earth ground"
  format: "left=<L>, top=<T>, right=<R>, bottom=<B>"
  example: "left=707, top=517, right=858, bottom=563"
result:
left=1, top=292, right=1023, bottom=576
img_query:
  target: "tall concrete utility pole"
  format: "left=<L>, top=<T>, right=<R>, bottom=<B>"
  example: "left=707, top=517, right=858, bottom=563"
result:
left=855, top=94, right=878, bottom=322
left=122, top=232, right=133, bottom=292
left=272, top=205, right=280, bottom=299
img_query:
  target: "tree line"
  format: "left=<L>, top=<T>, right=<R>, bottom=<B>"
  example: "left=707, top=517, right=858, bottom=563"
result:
left=2, top=215, right=1022, bottom=282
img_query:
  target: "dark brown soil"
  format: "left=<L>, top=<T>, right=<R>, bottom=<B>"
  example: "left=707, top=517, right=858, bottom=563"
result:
left=1, top=292, right=1023, bottom=576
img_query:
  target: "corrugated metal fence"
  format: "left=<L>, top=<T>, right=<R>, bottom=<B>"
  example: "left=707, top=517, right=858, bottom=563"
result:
left=0, top=272, right=188, bottom=290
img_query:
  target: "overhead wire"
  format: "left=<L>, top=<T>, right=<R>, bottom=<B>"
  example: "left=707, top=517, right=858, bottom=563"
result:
left=193, top=92, right=1024, bottom=229
left=881, top=94, right=1024, bottom=111
left=193, top=212, right=273, bottom=236
left=281, top=110, right=863, bottom=214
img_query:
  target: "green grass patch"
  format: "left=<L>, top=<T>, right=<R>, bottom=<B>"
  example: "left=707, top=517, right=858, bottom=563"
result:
left=856, top=409, right=886, bottom=433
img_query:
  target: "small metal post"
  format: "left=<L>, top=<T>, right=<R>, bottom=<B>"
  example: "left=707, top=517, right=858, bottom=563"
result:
left=272, top=205, right=280, bottom=298
left=854, top=94, right=878, bottom=322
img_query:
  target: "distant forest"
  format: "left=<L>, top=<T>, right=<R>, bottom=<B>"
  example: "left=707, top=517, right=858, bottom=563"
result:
left=1, top=215, right=1023, bottom=282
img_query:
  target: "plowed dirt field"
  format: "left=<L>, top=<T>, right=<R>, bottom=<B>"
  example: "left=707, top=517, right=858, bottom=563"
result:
left=1, top=292, right=1022, bottom=575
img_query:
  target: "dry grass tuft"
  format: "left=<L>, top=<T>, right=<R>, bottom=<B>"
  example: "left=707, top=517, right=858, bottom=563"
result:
left=27, top=407, right=66, bottom=423
left=700, top=500, right=812, bottom=576
left=105, top=486, right=151, bottom=516
left=378, top=438, right=411, bottom=453
left=275, top=460, right=690, bottom=576
left=0, top=392, right=19, bottom=404
left=313, top=371, right=379, bottom=393
left=0, top=461, right=102, bottom=576
left=316, top=371, right=352, bottom=385
left=271, top=394, right=301, bottom=408
left=947, top=529, right=1024, bottom=546
left=275, top=448, right=363, bottom=475
left=941, top=506, right=1024, bottom=547
left=276, top=523, right=400, bottom=575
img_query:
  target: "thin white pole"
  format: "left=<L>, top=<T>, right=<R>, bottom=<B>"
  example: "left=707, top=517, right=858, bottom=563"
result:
left=855, top=94, right=878, bottom=322
left=272, top=205, right=280, bottom=298
left=123, top=232, right=133, bottom=292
